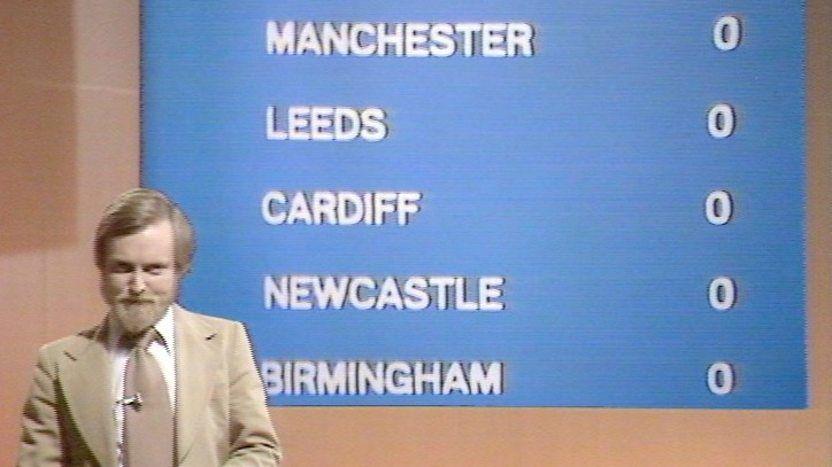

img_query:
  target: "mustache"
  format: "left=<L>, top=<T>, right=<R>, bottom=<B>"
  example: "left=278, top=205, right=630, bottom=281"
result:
left=119, top=295, right=157, bottom=304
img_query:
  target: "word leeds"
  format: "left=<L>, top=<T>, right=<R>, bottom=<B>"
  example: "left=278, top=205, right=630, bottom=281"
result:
left=262, top=360, right=504, bottom=396
left=264, top=275, right=506, bottom=311
left=267, top=21, right=535, bottom=57
left=266, top=105, right=387, bottom=142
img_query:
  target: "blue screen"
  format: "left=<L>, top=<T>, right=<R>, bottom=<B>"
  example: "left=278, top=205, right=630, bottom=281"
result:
left=142, top=1, right=806, bottom=407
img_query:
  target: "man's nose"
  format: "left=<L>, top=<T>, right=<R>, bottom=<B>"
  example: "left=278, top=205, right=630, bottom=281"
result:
left=127, top=272, right=146, bottom=295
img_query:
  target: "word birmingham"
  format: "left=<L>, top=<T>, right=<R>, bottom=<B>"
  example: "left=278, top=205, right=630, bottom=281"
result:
left=262, top=360, right=504, bottom=396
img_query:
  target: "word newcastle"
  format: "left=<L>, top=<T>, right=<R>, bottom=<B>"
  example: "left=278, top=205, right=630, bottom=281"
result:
left=264, top=275, right=506, bottom=311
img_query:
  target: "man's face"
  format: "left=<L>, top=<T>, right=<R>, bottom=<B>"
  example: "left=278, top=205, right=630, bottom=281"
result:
left=101, top=220, right=179, bottom=335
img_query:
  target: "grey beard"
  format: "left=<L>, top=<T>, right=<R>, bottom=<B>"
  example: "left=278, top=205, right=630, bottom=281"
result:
left=111, top=300, right=170, bottom=336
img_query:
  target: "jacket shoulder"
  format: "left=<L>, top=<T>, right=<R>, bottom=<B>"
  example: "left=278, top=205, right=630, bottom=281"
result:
left=30, top=325, right=103, bottom=379
left=177, top=308, right=246, bottom=336
left=38, top=325, right=102, bottom=357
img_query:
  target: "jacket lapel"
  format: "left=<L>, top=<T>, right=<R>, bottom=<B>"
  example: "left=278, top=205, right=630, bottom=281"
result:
left=60, top=323, right=117, bottom=467
left=175, top=305, right=219, bottom=463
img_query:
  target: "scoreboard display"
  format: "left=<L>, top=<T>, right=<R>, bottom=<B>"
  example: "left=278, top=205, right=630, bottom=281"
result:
left=141, top=1, right=806, bottom=408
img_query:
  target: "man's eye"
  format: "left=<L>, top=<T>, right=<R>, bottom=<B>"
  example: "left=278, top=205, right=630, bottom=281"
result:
left=146, top=266, right=167, bottom=275
left=111, top=264, right=132, bottom=273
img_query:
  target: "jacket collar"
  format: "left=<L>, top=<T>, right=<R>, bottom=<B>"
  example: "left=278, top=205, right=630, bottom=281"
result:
left=173, top=304, right=220, bottom=463
left=60, top=320, right=117, bottom=467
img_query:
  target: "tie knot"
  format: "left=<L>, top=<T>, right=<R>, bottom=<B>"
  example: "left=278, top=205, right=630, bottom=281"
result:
left=124, top=328, right=161, bottom=351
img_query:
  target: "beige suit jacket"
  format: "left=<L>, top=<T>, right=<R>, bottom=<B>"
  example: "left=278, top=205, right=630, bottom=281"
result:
left=18, top=305, right=282, bottom=466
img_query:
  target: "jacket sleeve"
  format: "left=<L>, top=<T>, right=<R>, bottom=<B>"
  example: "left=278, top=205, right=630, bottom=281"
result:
left=18, top=346, right=63, bottom=466
left=223, top=322, right=283, bottom=466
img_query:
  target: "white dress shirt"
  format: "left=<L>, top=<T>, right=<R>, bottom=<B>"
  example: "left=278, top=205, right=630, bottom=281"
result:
left=109, top=306, right=177, bottom=466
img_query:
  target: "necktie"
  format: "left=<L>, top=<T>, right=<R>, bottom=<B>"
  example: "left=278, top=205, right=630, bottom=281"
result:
left=124, top=329, right=174, bottom=466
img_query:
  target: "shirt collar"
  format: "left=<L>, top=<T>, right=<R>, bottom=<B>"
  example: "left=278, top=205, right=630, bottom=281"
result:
left=154, top=305, right=175, bottom=351
left=108, top=305, right=175, bottom=352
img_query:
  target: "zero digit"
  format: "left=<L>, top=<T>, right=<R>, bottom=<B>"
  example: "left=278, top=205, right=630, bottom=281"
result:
left=707, top=361, right=736, bottom=395
left=705, top=190, right=733, bottom=225
left=709, top=276, right=737, bottom=311
left=708, top=103, right=736, bottom=139
left=714, top=16, right=742, bottom=51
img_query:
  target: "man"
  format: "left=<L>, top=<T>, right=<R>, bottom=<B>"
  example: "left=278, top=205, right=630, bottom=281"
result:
left=18, top=188, right=282, bottom=466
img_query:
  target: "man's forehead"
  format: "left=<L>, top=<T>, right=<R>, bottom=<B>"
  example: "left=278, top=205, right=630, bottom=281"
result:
left=109, top=220, right=174, bottom=241
left=105, top=221, right=175, bottom=258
